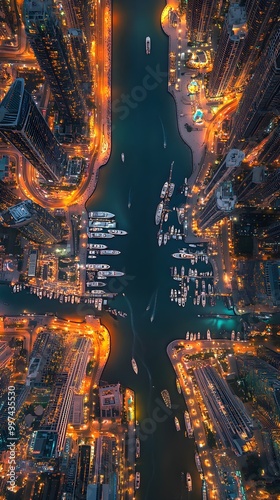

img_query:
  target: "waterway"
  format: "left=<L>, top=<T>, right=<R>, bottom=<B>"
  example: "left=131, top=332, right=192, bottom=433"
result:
left=0, top=1, right=245, bottom=499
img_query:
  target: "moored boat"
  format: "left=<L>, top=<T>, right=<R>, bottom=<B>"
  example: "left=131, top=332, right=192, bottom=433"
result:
left=131, top=358, right=138, bottom=374
left=195, top=452, right=202, bottom=473
left=136, top=437, right=140, bottom=458
left=160, top=181, right=168, bottom=198
left=146, top=36, right=151, bottom=54
left=97, top=270, right=125, bottom=277
left=176, top=378, right=181, bottom=394
left=108, top=229, right=128, bottom=235
left=184, top=410, right=194, bottom=437
left=174, top=416, right=180, bottom=431
left=135, top=472, right=140, bottom=490
left=100, top=249, right=121, bottom=255
left=87, top=232, right=114, bottom=239
left=87, top=243, right=107, bottom=249
left=161, top=389, right=171, bottom=408
left=186, top=472, right=192, bottom=492
left=172, top=252, right=193, bottom=259
left=89, top=211, right=115, bottom=219
left=168, top=182, right=175, bottom=197
left=155, top=201, right=164, bottom=225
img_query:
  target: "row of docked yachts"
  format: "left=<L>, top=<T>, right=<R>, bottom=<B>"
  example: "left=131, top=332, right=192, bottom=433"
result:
left=29, top=286, right=81, bottom=304
left=86, top=212, right=126, bottom=300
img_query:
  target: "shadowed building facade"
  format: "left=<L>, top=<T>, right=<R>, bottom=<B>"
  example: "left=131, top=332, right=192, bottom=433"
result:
left=24, top=0, right=87, bottom=124
left=0, top=78, right=66, bottom=182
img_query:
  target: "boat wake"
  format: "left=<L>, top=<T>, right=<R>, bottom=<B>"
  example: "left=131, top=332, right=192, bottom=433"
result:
left=145, top=289, right=156, bottom=311
left=159, top=116, right=167, bottom=149
left=150, top=289, right=158, bottom=322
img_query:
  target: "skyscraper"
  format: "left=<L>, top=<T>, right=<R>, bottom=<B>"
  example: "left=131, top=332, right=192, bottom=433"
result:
left=24, top=0, right=87, bottom=124
left=199, top=181, right=236, bottom=230
left=187, top=0, right=217, bottom=44
left=204, top=149, right=245, bottom=197
left=0, top=79, right=66, bottom=182
left=234, top=0, right=280, bottom=90
left=229, top=24, right=280, bottom=149
left=0, top=200, right=64, bottom=244
left=67, top=28, right=91, bottom=89
left=256, top=125, right=280, bottom=166
left=234, top=166, right=266, bottom=204
left=208, top=3, right=247, bottom=98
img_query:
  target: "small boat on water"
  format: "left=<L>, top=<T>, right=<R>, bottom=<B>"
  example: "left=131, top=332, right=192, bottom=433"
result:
left=184, top=410, right=194, bottom=437
left=97, top=270, right=125, bottom=277
left=146, top=36, right=151, bottom=54
left=136, top=437, right=140, bottom=458
left=121, top=153, right=125, bottom=162
left=108, top=229, right=128, bottom=236
left=87, top=243, right=107, bottom=249
left=89, top=211, right=115, bottom=219
left=131, top=358, right=138, bottom=374
left=161, top=389, right=171, bottom=408
left=174, top=416, right=180, bottom=431
left=100, top=249, right=121, bottom=255
left=168, top=182, right=175, bottom=197
left=87, top=232, right=114, bottom=239
left=87, top=281, right=106, bottom=287
left=155, top=201, right=164, bottom=225
left=172, top=252, right=193, bottom=259
left=186, top=472, right=192, bottom=492
left=176, top=378, right=181, bottom=394
left=160, top=181, right=168, bottom=198
left=135, top=472, right=140, bottom=490
left=195, top=452, right=202, bottom=473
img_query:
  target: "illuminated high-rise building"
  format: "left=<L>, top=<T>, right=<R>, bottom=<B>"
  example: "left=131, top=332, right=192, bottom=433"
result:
left=208, top=3, right=247, bottom=98
left=199, top=181, right=236, bottom=230
left=229, top=25, right=280, bottom=149
left=0, top=200, right=64, bottom=244
left=256, top=125, right=280, bottom=166
left=234, top=166, right=266, bottom=204
left=67, top=28, right=91, bottom=89
left=234, top=0, right=280, bottom=90
left=61, top=0, right=91, bottom=41
left=187, top=0, right=217, bottom=44
left=204, top=149, right=245, bottom=197
left=0, top=79, right=66, bottom=182
left=24, top=0, right=87, bottom=124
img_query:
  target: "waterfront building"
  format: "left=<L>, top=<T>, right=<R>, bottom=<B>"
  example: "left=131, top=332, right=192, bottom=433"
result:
left=0, top=200, right=64, bottom=245
left=229, top=24, right=280, bottom=149
left=199, top=181, right=236, bottom=230
left=194, top=364, right=253, bottom=455
left=99, top=383, right=122, bottom=419
left=204, top=149, right=245, bottom=197
left=24, top=0, right=87, bottom=124
left=67, top=29, right=91, bottom=90
left=26, top=331, right=64, bottom=387
left=187, top=0, right=217, bottom=44
left=0, top=79, right=66, bottom=182
left=208, top=3, right=247, bottom=98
